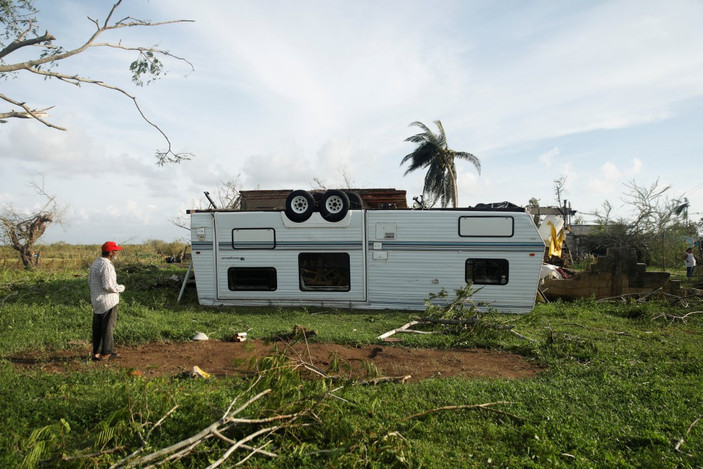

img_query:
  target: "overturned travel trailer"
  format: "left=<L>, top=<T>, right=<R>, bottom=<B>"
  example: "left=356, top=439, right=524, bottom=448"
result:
left=188, top=190, right=546, bottom=313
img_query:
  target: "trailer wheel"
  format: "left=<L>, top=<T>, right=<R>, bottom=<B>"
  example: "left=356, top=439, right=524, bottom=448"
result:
left=285, top=190, right=315, bottom=222
left=345, top=191, right=363, bottom=210
left=320, top=189, right=350, bottom=222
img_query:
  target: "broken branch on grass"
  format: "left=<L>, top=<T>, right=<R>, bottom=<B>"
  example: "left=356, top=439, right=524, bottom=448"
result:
left=356, top=375, right=412, bottom=385
left=111, top=387, right=304, bottom=469
left=403, top=401, right=523, bottom=422
left=377, top=317, right=535, bottom=342
left=597, top=289, right=702, bottom=308
left=378, top=320, right=420, bottom=339
left=674, top=415, right=701, bottom=456
left=652, top=311, right=703, bottom=324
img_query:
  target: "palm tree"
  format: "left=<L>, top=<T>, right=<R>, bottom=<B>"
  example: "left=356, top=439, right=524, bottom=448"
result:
left=401, top=120, right=480, bottom=208
left=673, top=197, right=690, bottom=222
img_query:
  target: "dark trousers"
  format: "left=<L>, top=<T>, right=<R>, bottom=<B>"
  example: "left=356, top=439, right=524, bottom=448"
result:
left=687, top=266, right=695, bottom=279
left=92, top=305, right=118, bottom=356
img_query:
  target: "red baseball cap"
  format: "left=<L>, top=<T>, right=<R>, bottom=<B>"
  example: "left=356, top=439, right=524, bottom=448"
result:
left=101, top=241, right=124, bottom=252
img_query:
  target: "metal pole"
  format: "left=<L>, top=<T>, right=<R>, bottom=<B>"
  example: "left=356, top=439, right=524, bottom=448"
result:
left=177, top=261, right=193, bottom=303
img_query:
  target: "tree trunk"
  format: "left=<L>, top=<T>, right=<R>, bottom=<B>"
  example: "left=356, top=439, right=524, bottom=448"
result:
left=14, top=244, right=38, bottom=270
left=448, top=163, right=459, bottom=208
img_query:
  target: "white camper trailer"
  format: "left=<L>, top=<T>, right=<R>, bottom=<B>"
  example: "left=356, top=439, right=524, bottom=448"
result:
left=188, top=191, right=546, bottom=313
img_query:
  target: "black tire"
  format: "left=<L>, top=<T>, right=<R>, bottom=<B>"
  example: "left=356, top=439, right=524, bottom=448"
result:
left=285, top=190, right=315, bottom=222
left=320, top=189, right=350, bottom=222
left=345, top=191, right=363, bottom=210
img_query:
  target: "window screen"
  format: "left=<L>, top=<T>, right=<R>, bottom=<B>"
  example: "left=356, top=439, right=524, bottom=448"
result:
left=465, top=259, right=509, bottom=285
left=299, top=253, right=350, bottom=291
left=228, top=267, right=277, bottom=291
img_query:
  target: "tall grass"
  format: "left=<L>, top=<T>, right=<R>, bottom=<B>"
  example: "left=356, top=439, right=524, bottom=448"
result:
left=0, top=253, right=701, bottom=467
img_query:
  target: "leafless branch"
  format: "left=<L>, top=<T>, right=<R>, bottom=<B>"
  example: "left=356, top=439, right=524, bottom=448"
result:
left=403, top=401, right=523, bottom=422
left=111, top=387, right=306, bottom=469
left=652, top=311, right=703, bottom=324
left=0, top=93, right=64, bottom=129
left=674, top=415, right=701, bottom=456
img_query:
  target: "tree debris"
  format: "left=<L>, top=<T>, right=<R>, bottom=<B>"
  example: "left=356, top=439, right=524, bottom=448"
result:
left=674, top=415, right=701, bottom=456
left=110, top=385, right=304, bottom=468
left=652, top=311, right=703, bottom=324
left=403, top=401, right=523, bottom=422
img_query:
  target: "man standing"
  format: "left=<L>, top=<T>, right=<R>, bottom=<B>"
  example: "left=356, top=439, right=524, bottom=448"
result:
left=684, top=247, right=697, bottom=280
left=89, top=241, right=125, bottom=361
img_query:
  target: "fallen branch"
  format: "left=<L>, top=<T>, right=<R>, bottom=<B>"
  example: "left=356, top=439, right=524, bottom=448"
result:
left=509, top=328, right=537, bottom=342
left=674, top=415, right=701, bottom=456
left=356, top=375, right=412, bottom=385
left=652, top=311, right=703, bottom=324
left=596, top=289, right=702, bottom=308
left=378, top=317, right=535, bottom=342
left=403, top=401, right=523, bottom=422
left=378, top=321, right=419, bottom=339
left=111, top=386, right=304, bottom=469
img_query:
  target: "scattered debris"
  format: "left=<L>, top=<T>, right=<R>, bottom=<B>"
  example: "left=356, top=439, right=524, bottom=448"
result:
left=191, top=366, right=211, bottom=379
left=378, top=321, right=420, bottom=340
left=110, top=387, right=296, bottom=468
left=233, top=332, right=247, bottom=342
left=652, top=311, right=703, bottom=324
left=377, top=317, right=536, bottom=343
left=356, top=375, right=412, bottom=385
left=542, top=247, right=684, bottom=301
left=192, top=332, right=209, bottom=341
left=674, top=415, right=701, bottom=457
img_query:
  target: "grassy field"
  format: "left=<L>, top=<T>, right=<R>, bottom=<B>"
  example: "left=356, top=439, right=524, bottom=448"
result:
left=0, top=245, right=701, bottom=467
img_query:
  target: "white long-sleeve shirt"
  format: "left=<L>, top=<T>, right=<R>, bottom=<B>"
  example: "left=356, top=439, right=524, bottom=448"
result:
left=89, top=257, right=125, bottom=314
left=685, top=252, right=697, bottom=268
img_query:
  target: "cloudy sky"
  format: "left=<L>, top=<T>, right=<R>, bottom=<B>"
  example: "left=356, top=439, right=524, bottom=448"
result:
left=1, top=0, right=702, bottom=244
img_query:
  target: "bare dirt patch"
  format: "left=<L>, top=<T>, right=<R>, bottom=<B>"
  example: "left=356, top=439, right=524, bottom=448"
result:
left=7, top=339, right=542, bottom=381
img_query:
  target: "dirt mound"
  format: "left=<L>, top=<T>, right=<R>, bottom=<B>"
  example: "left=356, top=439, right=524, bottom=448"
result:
left=7, top=340, right=542, bottom=381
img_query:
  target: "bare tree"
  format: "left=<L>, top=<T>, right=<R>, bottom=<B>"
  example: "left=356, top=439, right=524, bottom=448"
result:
left=0, top=0, right=194, bottom=165
left=171, top=175, right=243, bottom=231
left=215, top=176, right=243, bottom=210
left=584, top=179, right=695, bottom=268
left=553, top=176, right=566, bottom=207
left=310, top=167, right=355, bottom=191
left=0, top=180, right=65, bottom=269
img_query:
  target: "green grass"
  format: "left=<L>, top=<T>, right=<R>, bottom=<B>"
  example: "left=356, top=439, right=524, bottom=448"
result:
left=0, top=258, right=701, bottom=467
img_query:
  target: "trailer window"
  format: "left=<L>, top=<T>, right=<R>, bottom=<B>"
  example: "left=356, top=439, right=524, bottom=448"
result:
left=299, top=253, right=350, bottom=291
left=228, top=267, right=277, bottom=291
left=465, top=259, right=509, bottom=285
left=459, top=216, right=514, bottom=237
left=232, top=228, right=275, bottom=249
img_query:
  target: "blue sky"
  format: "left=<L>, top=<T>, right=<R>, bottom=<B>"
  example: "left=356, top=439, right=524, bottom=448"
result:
left=1, top=0, right=702, bottom=244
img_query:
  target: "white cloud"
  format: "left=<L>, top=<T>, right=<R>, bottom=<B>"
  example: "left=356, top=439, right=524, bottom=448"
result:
left=587, top=178, right=616, bottom=196
left=538, top=148, right=560, bottom=167
left=601, top=162, right=621, bottom=180
left=628, top=158, right=643, bottom=176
